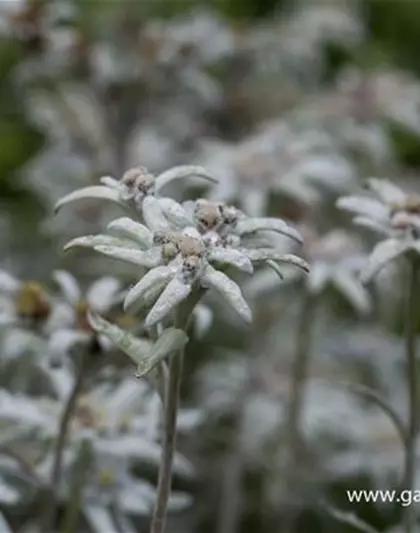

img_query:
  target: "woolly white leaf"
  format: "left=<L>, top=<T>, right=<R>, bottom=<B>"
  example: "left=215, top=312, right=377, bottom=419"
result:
left=64, top=235, right=135, bottom=252
left=209, top=247, right=253, bottom=273
left=361, top=239, right=410, bottom=283
left=307, top=262, right=330, bottom=294
left=136, top=327, right=188, bottom=377
left=88, top=313, right=151, bottom=366
left=155, top=165, right=218, bottom=192
left=336, top=196, right=389, bottom=221
left=54, top=186, right=123, bottom=213
left=93, top=245, right=162, bottom=268
left=159, top=198, right=192, bottom=228
left=145, top=278, right=192, bottom=327
left=142, top=196, right=170, bottom=232
left=124, top=266, right=175, bottom=311
left=201, top=265, right=252, bottom=323
left=52, top=270, right=81, bottom=303
left=107, top=217, right=153, bottom=248
left=246, top=249, right=310, bottom=272
left=333, top=271, right=371, bottom=314
left=366, top=178, right=406, bottom=205
left=353, top=216, right=390, bottom=235
left=87, top=277, right=121, bottom=313
left=99, top=176, right=119, bottom=188
left=0, top=271, right=19, bottom=293
left=236, top=217, right=302, bottom=244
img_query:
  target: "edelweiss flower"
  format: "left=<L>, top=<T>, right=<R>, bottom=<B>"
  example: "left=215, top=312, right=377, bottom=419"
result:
left=62, top=195, right=308, bottom=327
left=54, top=164, right=217, bottom=225
left=337, top=178, right=420, bottom=282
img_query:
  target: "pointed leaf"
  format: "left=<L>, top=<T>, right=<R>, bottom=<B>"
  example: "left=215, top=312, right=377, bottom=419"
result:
left=352, top=216, right=390, bottom=235
left=54, top=186, right=122, bottom=213
left=88, top=312, right=151, bottom=366
left=142, top=196, right=170, bottom=232
left=201, top=265, right=252, bottom=323
left=307, top=262, right=330, bottom=294
left=107, top=217, right=153, bottom=248
left=336, top=196, right=389, bottom=221
left=83, top=505, right=118, bottom=533
left=209, top=247, right=253, bottom=273
left=145, top=278, right=192, bottom=327
left=64, top=235, right=135, bottom=252
left=246, top=249, right=309, bottom=272
left=236, top=217, right=302, bottom=244
left=333, top=271, right=371, bottom=314
left=159, top=198, right=192, bottom=229
left=52, top=270, right=81, bottom=303
left=93, top=245, right=162, bottom=268
left=124, top=266, right=175, bottom=311
left=361, top=238, right=410, bottom=283
left=155, top=165, right=218, bottom=192
left=136, top=327, right=188, bottom=377
left=366, top=177, right=405, bottom=205
left=99, top=176, right=119, bottom=188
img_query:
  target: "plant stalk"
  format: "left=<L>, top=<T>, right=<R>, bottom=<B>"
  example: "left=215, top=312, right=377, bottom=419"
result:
left=40, top=361, right=87, bottom=532
left=150, top=291, right=202, bottom=533
left=284, top=290, right=316, bottom=533
left=403, top=259, right=418, bottom=533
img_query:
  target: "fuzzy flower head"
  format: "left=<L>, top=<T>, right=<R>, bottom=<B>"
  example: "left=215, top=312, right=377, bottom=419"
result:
left=57, top=165, right=309, bottom=339
left=337, top=178, right=420, bottom=283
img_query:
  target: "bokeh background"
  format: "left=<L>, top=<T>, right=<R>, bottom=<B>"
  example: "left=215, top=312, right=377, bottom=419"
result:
left=1, top=0, right=420, bottom=532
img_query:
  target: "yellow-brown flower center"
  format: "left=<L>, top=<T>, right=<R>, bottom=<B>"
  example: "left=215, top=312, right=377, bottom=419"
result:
left=75, top=300, right=91, bottom=331
left=15, top=282, right=51, bottom=321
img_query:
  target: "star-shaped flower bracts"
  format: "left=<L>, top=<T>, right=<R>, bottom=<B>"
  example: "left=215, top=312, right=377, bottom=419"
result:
left=337, top=178, right=420, bottom=282
left=56, top=165, right=309, bottom=330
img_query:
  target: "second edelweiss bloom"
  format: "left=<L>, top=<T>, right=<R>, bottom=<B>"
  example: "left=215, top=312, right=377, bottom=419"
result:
left=337, top=178, right=420, bottom=282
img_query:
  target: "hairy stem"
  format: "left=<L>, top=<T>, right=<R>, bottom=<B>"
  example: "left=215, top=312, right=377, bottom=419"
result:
left=150, top=292, right=202, bottom=533
left=284, top=291, right=316, bottom=532
left=403, top=259, right=418, bottom=533
left=40, top=362, right=87, bottom=532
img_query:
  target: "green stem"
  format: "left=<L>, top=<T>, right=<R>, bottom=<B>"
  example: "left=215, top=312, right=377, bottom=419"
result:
left=149, top=291, right=203, bottom=533
left=403, top=259, right=418, bottom=533
left=284, top=291, right=316, bottom=533
left=40, top=362, right=87, bottom=532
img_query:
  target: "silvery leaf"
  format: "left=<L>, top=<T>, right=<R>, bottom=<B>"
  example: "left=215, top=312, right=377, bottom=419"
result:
left=333, top=271, right=371, bottom=314
left=124, top=266, right=175, bottom=311
left=99, top=176, right=119, bottom=188
left=366, top=178, right=406, bottom=205
left=307, top=262, right=330, bottom=294
left=87, top=277, right=121, bottom=313
left=246, top=249, right=309, bottom=272
left=145, top=278, right=192, bottom=327
left=88, top=312, right=151, bottom=366
left=54, top=186, right=123, bottom=213
left=64, top=235, right=135, bottom=252
left=158, top=198, right=192, bottom=229
left=52, top=270, right=81, bottom=303
left=266, top=260, right=284, bottom=280
left=201, top=265, right=252, bottom=323
left=336, top=196, right=389, bottom=221
left=93, top=245, right=162, bottom=268
left=209, top=247, right=253, bottom=273
left=136, top=327, right=188, bottom=377
left=361, top=239, right=410, bottom=283
left=107, top=217, right=153, bottom=248
left=352, top=216, right=390, bottom=235
left=167, top=491, right=193, bottom=511
left=142, top=196, right=170, bottom=232
left=235, top=217, right=302, bottom=244
left=0, top=271, right=19, bottom=293
left=155, top=165, right=218, bottom=192
left=83, top=505, right=118, bottom=533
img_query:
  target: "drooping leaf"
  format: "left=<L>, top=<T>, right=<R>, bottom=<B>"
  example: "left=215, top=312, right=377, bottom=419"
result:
left=155, top=165, right=218, bottom=192
left=361, top=238, right=410, bottom=283
left=145, top=278, right=192, bottom=327
left=87, top=313, right=151, bottom=366
left=201, top=265, right=252, bottom=323
left=236, top=217, right=302, bottom=244
left=247, top=249, right=310, bottom=272
left=107, top=218, right=153, bottom=248
left=54, top=186, right=123, bottom=213
left=135, top=327, right=188, bottom=377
